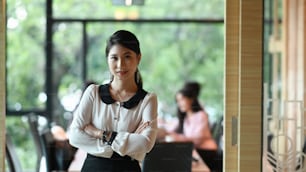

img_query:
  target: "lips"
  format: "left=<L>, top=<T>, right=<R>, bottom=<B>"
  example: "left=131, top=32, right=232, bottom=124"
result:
left=116, top=70, right=128, bottom=76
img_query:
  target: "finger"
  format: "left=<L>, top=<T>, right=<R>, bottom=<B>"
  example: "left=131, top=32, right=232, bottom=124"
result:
left=135, top=122, right=150, bottom=133
left=135, top=124, right=145, bottom=133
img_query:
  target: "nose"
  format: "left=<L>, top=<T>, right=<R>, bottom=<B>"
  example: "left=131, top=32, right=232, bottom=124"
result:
left=117, top=58, right=126, bottom=68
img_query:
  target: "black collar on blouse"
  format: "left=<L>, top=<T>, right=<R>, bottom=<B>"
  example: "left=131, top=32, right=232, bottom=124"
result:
left=98, top=84, right=148, bottom=109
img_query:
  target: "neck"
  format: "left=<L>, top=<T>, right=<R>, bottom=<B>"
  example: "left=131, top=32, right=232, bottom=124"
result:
left=110, top=80, right=138, bottom=102
left=186, top=110, right=194, bottom=117
left=111, top=79, right=138, bottom=93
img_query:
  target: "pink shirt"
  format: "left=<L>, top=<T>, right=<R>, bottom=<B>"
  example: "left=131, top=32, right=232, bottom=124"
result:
left=171, top=111, right=217, bottom=150
left=184, top=111, right=217, bottom=150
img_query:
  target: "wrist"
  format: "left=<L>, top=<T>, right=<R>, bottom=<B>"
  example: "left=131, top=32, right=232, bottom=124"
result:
left=108, top=132, right=117, bottom=145
left=102, top=131, right=117, bottom=145
left=102, top=131, right=110, bottom=143
left=97, top=130, right=103, bottom=138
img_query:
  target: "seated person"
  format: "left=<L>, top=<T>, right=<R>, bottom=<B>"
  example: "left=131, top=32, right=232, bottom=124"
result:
left=160, top=81, right=221, bottom=171
left=50, top=124, right=77, bottom=170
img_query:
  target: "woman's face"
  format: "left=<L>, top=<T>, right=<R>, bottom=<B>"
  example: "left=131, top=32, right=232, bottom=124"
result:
left=107, top=44, right=141, bottom=82
left=176, top=93, right=193, bottom=113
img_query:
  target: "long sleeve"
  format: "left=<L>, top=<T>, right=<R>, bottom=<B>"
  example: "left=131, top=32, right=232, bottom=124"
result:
left=111, top=93, right=158, bottom=159
left=68, top=85, right=114, bottom=158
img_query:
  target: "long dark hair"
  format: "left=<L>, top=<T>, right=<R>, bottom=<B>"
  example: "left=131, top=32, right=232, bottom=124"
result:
left=105, top=30, right=143, bottom=88
left=175, top=81, right=203, bottom=133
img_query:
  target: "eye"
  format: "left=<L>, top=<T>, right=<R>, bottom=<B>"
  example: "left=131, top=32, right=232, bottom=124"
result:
left=109, top=55, right=118, bottom=60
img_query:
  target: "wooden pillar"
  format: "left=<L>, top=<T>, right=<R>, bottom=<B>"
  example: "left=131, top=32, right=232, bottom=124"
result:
left=0, top=0, right=6, bottom=171
left=225, top=0, right=263, bottom=171
left=239, top=1, right=263, bottom=171
left=224, top=0, right=239, bottom=171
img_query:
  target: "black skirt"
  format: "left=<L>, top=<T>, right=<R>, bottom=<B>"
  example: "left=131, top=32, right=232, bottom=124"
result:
left=81, top=152, right=141, bottom=172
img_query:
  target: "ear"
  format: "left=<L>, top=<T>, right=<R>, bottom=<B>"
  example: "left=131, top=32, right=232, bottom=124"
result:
left=137, top=54, right=142, bottom=64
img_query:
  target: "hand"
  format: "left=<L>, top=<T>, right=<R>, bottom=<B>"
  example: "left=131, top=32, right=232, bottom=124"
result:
left=135, top=121, right=152, bottom=134
left=157, top=128, right=168, bottom=139
left=166, top=132, right=184, bottom=142
left=51, top=125, right=68, bottom=141
left=84, top=124, right=103, bottom=139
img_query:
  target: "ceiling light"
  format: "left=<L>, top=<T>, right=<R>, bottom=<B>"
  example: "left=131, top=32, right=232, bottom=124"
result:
left=112, top=0, right=144, bottom=6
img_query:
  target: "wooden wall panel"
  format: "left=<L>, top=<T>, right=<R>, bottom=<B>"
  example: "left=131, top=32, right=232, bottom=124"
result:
left=0, top=0, right=6, bottom=171
left=239, top=1, right=263, bottom=171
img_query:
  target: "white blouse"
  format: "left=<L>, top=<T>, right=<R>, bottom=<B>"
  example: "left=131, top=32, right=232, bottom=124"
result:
left=68, top=84, right=158, bottom=162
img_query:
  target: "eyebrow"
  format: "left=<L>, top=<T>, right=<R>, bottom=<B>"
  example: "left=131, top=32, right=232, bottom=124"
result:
left=109, top=51, right=133, bottom=56
left=123, top=51, right=133, bottom=55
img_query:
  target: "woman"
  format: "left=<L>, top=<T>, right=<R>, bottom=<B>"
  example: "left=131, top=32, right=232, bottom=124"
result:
left=167, top=81, right=220, bottom=171
left=69, top=30, right=158, bottom=172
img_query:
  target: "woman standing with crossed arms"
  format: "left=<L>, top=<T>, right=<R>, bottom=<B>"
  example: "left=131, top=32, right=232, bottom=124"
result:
left=69, top=30, right=158, bottom=172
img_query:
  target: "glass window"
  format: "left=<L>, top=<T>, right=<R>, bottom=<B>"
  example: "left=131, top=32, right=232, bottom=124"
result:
left=53, top=23, right=83, bottom=113
left=53, top=0, right=224, bottom=19
left=85, top=23, right=224, bottom=119
left=53, top=22, right=224, bottom=123
left=6, top=116, right=37, bottom=171
left=6, top=0, right=46, bottom=111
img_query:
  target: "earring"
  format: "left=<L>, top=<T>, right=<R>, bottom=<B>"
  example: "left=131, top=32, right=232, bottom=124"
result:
left=109, top=72, right=114, bottom=82
left=136, top=68, right=140, bottom=83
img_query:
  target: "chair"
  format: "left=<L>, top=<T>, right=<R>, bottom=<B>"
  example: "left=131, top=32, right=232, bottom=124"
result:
left=26, top=113, right=77, bottom=172
left=142, top=142, right=194, bottom=172
left=6, top=133, right=23, bottom=172
left=210, top=116, right=224, bottom=172
left=26, top=113, right=49, bottom=172
left=40, top=130, right=77, bottom=171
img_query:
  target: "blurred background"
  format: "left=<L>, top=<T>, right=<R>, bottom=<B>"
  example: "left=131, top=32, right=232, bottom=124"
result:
left=4, top=0, right=288, bottom=171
